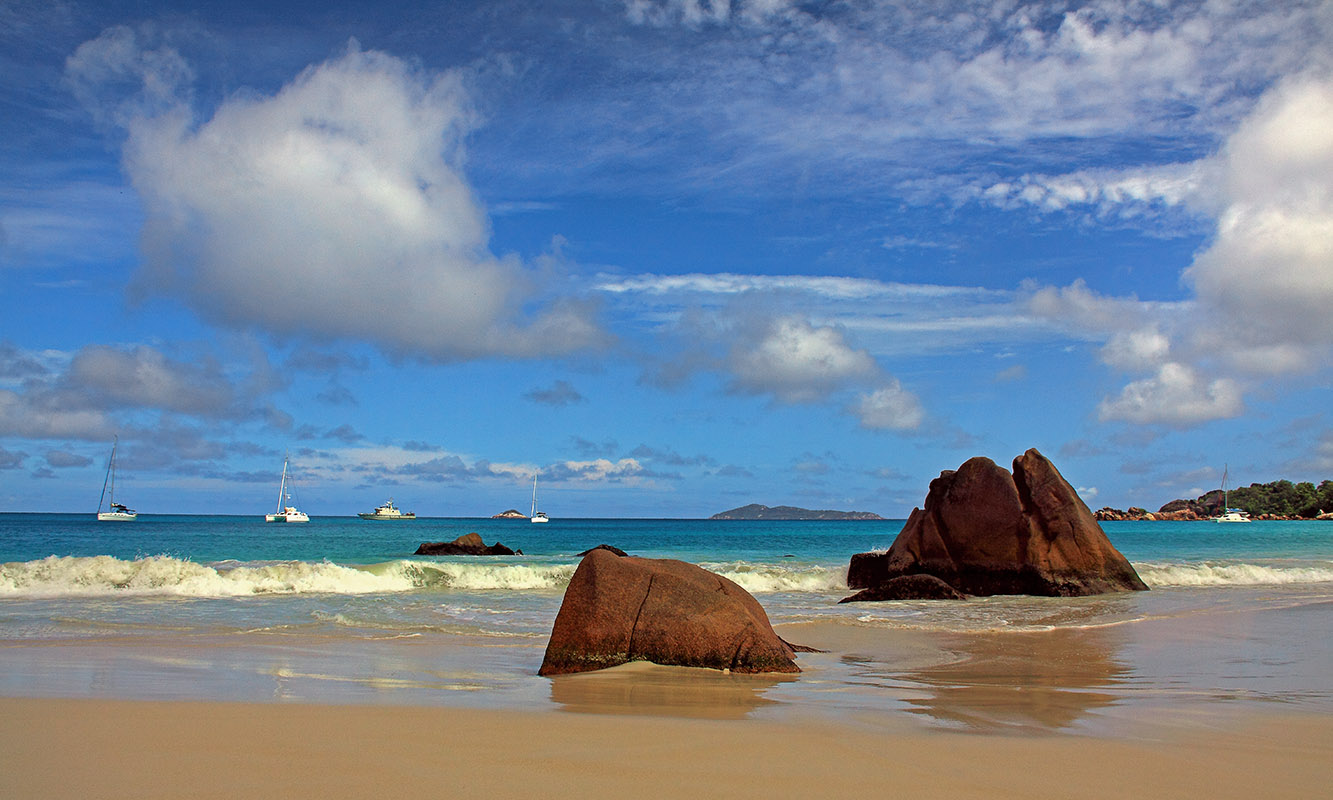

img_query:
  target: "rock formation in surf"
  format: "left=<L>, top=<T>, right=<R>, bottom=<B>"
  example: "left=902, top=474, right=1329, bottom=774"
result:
left=539, top=548, right=801, bottom=676
left=839, top=574, right=967, bottom=602
left=846, top=448, right=1148, bottom=599
left=415, top=532, right=516, bottom=556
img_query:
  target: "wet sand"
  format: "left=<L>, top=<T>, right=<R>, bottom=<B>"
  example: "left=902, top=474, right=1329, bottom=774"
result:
left=4, top=589, right=1331, bottom=797
left=3, top=695, right=1330, bottom=800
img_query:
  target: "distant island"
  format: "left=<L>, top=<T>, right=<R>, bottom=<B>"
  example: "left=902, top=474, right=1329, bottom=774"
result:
left=710, top=504, right=883, bottom=521
left=491, top=509, right=528, bottom=519
left=1096, top=478, right=1333, bottom=521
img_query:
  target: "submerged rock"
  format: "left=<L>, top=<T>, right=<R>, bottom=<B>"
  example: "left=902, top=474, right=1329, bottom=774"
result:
left=415, top=532, right=516, bottom=556
left=539, top=549, right=801, bottom=676
left=847, top=448, right=1147, bottom=598
left=839, top=574, right=967, bottom=602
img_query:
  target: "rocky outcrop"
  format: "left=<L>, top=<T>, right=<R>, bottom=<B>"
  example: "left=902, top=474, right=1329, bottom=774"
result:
left=846, top=449, right=1147, bottom=598
left=710, top=504, right=883, bottom=521
left=1093, top=506, right=1156, bottom=521
left=415, top=532, right=517, bottom=556
left=539, top=549, right=801, bottom=676
left=491, top=509, right=528, bottom=519
left=839, top=574, right=966, bottom=602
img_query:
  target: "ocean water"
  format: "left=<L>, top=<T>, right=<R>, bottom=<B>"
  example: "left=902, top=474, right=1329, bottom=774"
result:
left=2, top=514, right=1331, bottom=731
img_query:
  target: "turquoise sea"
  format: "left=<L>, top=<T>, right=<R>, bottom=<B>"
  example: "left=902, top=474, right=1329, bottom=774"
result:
left=2, top=514, right=1331, bottom=731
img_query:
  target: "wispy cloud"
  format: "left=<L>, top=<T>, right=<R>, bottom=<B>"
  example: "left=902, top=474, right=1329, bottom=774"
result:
left=523, top=380, right=586, bottom=407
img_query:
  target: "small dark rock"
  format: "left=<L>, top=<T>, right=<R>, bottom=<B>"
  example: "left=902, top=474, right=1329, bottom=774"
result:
left=415, top=532, right=516, bottom=556
left=839, top=574, right=967, bottom=602
left=576, top=544, right=628, bottom=557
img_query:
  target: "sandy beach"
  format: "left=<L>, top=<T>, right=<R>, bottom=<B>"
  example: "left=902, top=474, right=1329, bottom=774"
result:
left=4, top=516, right=1331, bottom=799
left=4, top=695, right=1331, bottom=800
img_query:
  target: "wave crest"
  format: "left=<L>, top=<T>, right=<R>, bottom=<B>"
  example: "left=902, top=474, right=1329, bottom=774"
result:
left=0, top=555, right=576, bottom=598
left=1136, top=561, right=1333, bottom=587
left=703, top=561, right=848, bottom=593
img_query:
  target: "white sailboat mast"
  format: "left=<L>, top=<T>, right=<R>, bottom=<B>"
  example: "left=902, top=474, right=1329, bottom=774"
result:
left=99, top=436, right=117, bottom=512
left=275, top=456, right=289, bottom=513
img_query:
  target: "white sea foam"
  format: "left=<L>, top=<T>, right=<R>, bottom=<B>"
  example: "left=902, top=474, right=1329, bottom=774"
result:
left=704, top=561, right=848, bottom=593
left=380, top=560, right=575, bottom=591
left=0, top=555, right=576, bottom=598
left=1136, top=561, right=1333, bottom=587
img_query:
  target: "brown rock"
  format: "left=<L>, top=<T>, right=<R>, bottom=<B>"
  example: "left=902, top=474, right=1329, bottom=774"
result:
left=1154, top=508, right=1201, bottom=521
left=415, top=532, right=516, bottom=556
left=839, top=574, right=967, bottom=602
left=539, top=549, right=800, bottom=676
left=848, top=449, right=1148, bottom=597
left=576, top=544, right=629, bottom=557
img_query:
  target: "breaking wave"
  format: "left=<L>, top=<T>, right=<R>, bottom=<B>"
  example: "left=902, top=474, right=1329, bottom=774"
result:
left=0, top=555, right=576, bottom=598
left=1136, top=561, right=1333, bottom=587
left=704, top=561, right=848, bottom=593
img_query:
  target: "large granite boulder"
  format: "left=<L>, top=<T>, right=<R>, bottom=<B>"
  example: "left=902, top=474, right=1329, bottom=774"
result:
left=847, top=449, right=1147, bottom=598
left=539, top=549, right=801, bottom=676
left=415, top=532, right=516, bottom=556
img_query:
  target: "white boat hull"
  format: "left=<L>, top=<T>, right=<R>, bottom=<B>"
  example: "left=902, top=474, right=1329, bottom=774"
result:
left=97, top=511, right=137, bottom=521
left=265, top=511, right=309, bottom=523
left=530, top=514, right=549, bottom=523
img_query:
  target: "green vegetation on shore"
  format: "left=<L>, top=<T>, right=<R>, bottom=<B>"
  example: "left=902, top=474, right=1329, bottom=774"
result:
left=1222, top=479, right=1333, bottom=518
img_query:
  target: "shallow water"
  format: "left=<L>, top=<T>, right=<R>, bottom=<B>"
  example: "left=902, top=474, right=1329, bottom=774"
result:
left=1, top=514, right=1330, bottom=733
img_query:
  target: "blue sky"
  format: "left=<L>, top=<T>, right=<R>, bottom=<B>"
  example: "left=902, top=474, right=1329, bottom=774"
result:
left=2, top=0, right=1332, bottom=517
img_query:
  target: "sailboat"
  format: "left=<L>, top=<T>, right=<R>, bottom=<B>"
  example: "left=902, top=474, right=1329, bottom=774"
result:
left=96, top=436, right=137, bottom=521
left=265, top=455, right=309, bottom=523
left=530, top=476, right=549, bottom=523
left=1211, top=464, right=1252, bottom=523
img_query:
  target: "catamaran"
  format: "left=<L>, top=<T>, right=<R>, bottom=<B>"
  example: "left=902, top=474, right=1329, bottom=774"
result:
left=265, top=455, right=309, bottom=523
left=96, top=436, right=137, bottom=521
left=530, top=476, right=549, bottom=523
left=1211, top=465, right=1252, bottom=523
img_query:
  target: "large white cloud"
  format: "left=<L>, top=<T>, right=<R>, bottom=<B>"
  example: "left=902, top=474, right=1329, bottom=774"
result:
left=1019, top=73, right=1333, bottom=426
left=1184, top=75, right=1333, bottom=374
left=70, top=31, right=602, bottom=361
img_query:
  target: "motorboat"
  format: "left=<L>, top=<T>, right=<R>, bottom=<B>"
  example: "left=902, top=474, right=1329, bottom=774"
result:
left=357, top=496, right=413, bottom=522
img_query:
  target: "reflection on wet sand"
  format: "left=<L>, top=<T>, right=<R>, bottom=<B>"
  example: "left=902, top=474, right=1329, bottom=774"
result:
left=549, top=661, right=798, bottom=719
left=886, top=626, right=1132, bottom=732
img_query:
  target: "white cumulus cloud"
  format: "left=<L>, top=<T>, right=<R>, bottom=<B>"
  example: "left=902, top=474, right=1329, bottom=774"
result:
left=1184, top=74, right=1333, bottom=375
left=1097, top=362, right=1243, bottom=426
left=852, top=382, right=924, bottom=431
left=726, top=316, right=879, bottom=403
left=70, top=32, right=603, bottom=362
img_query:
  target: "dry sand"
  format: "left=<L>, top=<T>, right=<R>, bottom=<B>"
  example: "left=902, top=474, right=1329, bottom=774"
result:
left=3, top=696, right=1330, bottom=800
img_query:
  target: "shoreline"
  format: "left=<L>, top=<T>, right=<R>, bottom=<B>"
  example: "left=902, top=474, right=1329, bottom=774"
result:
left=3, top=696, right=1330, bottom=799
